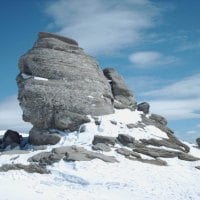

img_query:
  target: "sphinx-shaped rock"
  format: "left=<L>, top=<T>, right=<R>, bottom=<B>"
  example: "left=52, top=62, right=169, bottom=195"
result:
left=17, top=32, right=114, bottom=132
left=103, top=68, right=137, bottom=110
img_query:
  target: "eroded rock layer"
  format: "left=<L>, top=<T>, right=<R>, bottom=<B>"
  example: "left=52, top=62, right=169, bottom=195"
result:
left=103, top=68, right=137, bottom=110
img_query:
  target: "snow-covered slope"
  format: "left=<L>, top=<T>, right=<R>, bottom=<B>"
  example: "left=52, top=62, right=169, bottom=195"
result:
left=0, top=109, right=200, bottom=200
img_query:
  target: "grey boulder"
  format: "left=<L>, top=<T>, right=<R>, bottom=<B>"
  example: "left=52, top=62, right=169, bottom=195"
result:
left=29, top=127, right=61, bottom=145
left=103, top=68, right=137, bottom=110
left=141, top=115, right=190, bottom=153
left=137, top=102, right=150, bottom=114
left=149, top=114, right=168, bottom=126
left=63, top=146, right=117, bottom=163
left=195, top=166, right=200, bottom=170
left=0, top=163, right=49, bottom=174
left=92, top=135, right=116, bottom=146
left=127, top=157, right=167, bottom=166
left=92, top=143, right=111, bottom=152
left=196, top=138, right=200, bottom=147
left=1, top=130, right=22, bottom=149
left=133, top=147, right=178, bottom=158
left=116, top=147, right=141, bottom=158
left=29, top=145, right=118, bottom=164
left=140, top=138, right=185, bottom=152
left=177, top=152, right=200, bottom=161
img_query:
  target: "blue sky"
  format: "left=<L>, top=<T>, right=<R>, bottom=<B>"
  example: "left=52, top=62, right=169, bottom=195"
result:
left=0, top=0, right=199, bottom=142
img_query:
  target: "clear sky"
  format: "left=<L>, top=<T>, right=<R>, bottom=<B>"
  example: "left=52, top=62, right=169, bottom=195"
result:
left=0, top=0, right=199, bottom=142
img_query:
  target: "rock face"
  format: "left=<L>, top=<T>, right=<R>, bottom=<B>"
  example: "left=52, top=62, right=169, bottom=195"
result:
left=103, top=68, right=137, bottom=110
left=0, top=164, right=49, bottom=174
left=137, top=102, right=150, bottom=114
left=28, top=145, right=118, bottom=165
left=28, top=127, right=61, bottom=145
left=1, top=130, right=22, bottom=149
left=196, top=138, right=200, bottom=147
left=149, top=114, right=168, bottom=126
left=92, top=135, right=116, bottom=146
left=17, top=32, right=114, bottom=132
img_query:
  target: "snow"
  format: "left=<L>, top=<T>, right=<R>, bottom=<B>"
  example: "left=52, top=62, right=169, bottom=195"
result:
left=21, top=73, right=49, bottom=81
left=87, top=95, right=94, bottom=99
left=0, top=109, right=200, bottom=200
left=21, top=73, right=31, bottom=79
left=34, top=76, right=48, bottom=81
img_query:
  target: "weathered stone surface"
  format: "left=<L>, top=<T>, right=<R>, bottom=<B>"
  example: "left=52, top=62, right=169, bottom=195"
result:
left=63, top=146, right=117, bottom=163
left=195, top=166, right=200, bottom=170
left=141, top=115, right=190, bottom=153
left=132, top=146, right=199, bottom=161
left=196, top=138, right=200, bottom=147
left=165, top=129, right=190, bottom=153
left=28, top=151, right=64, bottom=165
left=133, top=147, right=178, bottom=158
left=103, top=68, right=136, bottom=110
left=127, top=157, right=167, bottom=166
left=93, top=117, right=101, bottom=126
left=92, top=143, right=111, bottom=152
left=38, top=32, right=78, bottom=46
left=116, top=148, right=141, bottom=158
left=149, top=114, right=168, bottom=126
left=126, top=123, right=145, bottom=129
left=126, top=123, right=136, bottom=129
left=92, top=135, right=116, bottom=146
left=0, top=163, right=49, bottom=174
left=177, top=153, right=200, bottom=161
left=117, top=134, right=135, bottom=145
left=137, top=102, right=150, bottom=114
left=1, top=130, right=22, bottom=149
left=28, top=152, right=52, bottom=163
left=17, top=32, right=114, bottom=132
left=29, top=145, right=118, bottom=165
left=110, top=120, right=117, bottom=125
left=29, top=127, right=61, bottom=145
left=52, top=146, right=73, bottom=155
left=140, top=138, right=185, bottom=152
left=0, top=150, right=29, bottom=155
left=32, top=145, right=47, bottom=151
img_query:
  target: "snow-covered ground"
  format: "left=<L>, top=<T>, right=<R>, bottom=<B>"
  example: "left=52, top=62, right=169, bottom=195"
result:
left=0, top=109, right=200, bottom=200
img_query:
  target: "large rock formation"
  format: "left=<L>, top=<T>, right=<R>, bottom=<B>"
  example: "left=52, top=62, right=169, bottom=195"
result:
left=17, top=32, right=115, bottom=132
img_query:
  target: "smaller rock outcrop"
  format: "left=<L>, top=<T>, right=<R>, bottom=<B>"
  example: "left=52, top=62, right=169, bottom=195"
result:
left=140, top=138, right=185, bottom=152
left=149, top=114, right=168, bottom=126
left=92, top=135, right=116, bottom=146
left=116, top=148, right=141, bottom=158
left=29, top=127, right=61, bottom=145
left=195, top=166, right=200, bottom=170
left=128, top=157, right=167, bottom=166
left=92, top=143, right=111, bottom=152
left=177, top=153, right=200, bottom=161
left=1, top=130, right=22, bottom=149
left=0, top=163, right=49, bottom=174
left=196, top=138, right=200, bottom=147
left=103, top=68, right=137, bottom=110
left=141, top=114, right=190, bottom=153
left=117, top=134, right=135, bottom=146
left=116, top=134, right=144, bottom=148
left=28, top=145, right=118, bottom=165
left=137, top=102, right=150, bottom=114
